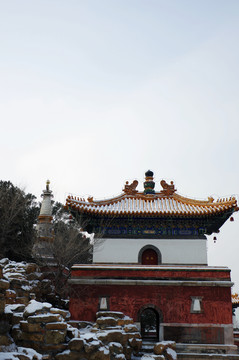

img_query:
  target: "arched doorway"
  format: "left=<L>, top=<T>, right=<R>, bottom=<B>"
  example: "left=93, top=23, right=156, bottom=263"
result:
left=142, top=248, right=158, bottom=265
left=140, top=308, right=159, bottom=341
left=138, top=245, right=162, bottom=265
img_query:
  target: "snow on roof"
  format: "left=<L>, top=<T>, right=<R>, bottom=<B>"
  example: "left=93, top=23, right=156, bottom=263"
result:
left=66, top=191, right=238, bottom=217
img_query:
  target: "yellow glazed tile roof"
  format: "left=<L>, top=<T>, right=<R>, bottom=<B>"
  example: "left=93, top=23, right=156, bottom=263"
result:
left=232, top=293, right=239, bottom=305
left=65, top=178, right=238, bottom=218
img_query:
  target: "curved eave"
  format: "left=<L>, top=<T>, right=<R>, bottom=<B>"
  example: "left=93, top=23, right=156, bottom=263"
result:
left=66, top=191, right=238, bottom=217
left=65, top=202, right=237, bottom=219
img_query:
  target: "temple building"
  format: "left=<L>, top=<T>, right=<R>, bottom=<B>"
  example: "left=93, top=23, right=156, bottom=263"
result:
left=66, top=171, right=238, bottom=354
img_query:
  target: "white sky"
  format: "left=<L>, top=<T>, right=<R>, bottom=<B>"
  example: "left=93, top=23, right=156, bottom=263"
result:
left=1, top=1, right=239, bottom=291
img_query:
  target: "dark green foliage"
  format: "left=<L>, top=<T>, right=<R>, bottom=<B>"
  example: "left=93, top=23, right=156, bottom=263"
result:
left=0, top=180, right=40, bottom=261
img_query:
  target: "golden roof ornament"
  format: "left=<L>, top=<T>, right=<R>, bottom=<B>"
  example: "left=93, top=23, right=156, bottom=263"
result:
left=144, top=170, right=155, bottom=195
left=160, top=180, right=176, bottom=196
left=123, top=180, right=138, bottom=195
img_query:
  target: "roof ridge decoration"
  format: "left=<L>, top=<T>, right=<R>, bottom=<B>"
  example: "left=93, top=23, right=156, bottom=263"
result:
left=144, top=170, right=155, bottom=195
left=123, top=180, right=139, bottom=195
left=160, top=179, right=176, bottom=196
left=65, top=171, right=238, bottom=219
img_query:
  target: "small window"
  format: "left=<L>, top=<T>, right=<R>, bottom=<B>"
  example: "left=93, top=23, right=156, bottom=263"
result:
left=99, top=296, right=109, bottom=310
left=191, top=297, right=203, bottom=313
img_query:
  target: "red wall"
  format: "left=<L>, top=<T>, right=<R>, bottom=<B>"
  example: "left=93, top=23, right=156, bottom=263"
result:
left=71, top=267, right=231, bottom=281
left=70, top=283, right=232, bottom=325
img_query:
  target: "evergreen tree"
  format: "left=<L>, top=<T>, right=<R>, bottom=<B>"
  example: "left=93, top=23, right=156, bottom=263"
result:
left=0, top=181, right=40, bottom=261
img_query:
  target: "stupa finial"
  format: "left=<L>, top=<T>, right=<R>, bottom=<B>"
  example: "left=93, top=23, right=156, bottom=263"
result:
left=46, top=179, right=50, bottom=191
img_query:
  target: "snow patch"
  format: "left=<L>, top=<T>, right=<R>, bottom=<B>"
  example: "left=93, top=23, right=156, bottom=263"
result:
left=99, top=346, right=110, bottom=355
left=24, top=299, right=52, bottom=315
left=5, top=304, right=25, bottom=314
left=166, top=347, right=177, bottom=360
left=0, top=346, right=42, bottom=360
left=67, top=324, right=80, bottom=338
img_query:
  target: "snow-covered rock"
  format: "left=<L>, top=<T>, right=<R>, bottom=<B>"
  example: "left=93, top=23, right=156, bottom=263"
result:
left=23, top=300, right=52, bottom=317
left=153, top=341, right=177, bottom=360
left=0, top=346, right=43, bottom=360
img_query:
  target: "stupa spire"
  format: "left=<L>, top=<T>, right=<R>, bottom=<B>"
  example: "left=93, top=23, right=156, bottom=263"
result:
left=37, top=180, right=54, bottom=242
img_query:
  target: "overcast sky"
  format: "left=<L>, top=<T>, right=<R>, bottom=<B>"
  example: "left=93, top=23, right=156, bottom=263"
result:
left=1, top=1, right=239, bottom=291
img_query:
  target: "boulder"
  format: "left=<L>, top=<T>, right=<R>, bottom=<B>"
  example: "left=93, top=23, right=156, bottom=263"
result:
left=165, top=347, right=177, bottom=360
left=66, top=324, right=80, bottom=339
left=12, top=312, right=24, bottom=325
left=122, top=345, right=132, bottom=360
left=154, top=341, right=177, bottom=360
left=97, top=330, right=127, bottom=345
left=114, top=355, right=126, bottom=360
left=124, top=324, right=138, bottom=333
left=96, top=317, right=118, bottom=328
left=108, top=341, right=124, bottom=354
left=117, top=318, right=133, bottom=326
left=20, top=321, right=43, bottom=333
left=90, top=346, right=110, bottom=360
left=68, top=338, right=84, bottom=351
left=84, top=339, right=102, bottom=353
left=128, top=337, right=142, bottom=353
left=50, top=307, right=70, bottom=320
left=0, top=333, right=14, bottom=346
left=21, top=331, right=45, bottom=342
left=96, top=311, right=125, bottom=319
left=0, top=278, right=10, bottom=290
left=0, top=294, right=6, bottom=313
left=27, top=313, right=61, bottom=323
left=45, top=322, right=67, bottom=330
left=25, top=263, right=39, bottom=274
left=45, top=329, right=66, bottom=344
left=154, top=343, right=165, bottom=355
left=55, top=349, right=86, bottom=360
left=23, top=299, right=52, bottom=318
left=5, top=289, right=17, bottom=304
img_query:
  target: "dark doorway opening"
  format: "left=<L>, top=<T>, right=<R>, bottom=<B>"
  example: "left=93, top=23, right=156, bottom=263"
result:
left=142, top=248, right=158, bottom=265
left=140, top=308, right=159, bottom=341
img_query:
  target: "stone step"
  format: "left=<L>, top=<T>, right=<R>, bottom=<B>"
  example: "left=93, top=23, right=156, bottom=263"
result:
left=141, top=341, right=155, bottom=353
left=177, top=353, right=239, bottom=360
left=176, top=343, right=239, bottom=360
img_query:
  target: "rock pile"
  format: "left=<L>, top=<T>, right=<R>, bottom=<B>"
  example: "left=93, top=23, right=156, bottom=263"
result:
left=10, top=299, right=70, bottom=356
left=0, top=263, right=8, bottom=312
left=0, top=262, right=15, bottom=351
left=55, top=311, right=142, bottom=360
left=1, top=264, right=45, bottom=359
left=3, top=299, right=142, bottom=360
left=0, top=259, right=177, bottom=360
left=0, top=258, right=54, bottom=306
